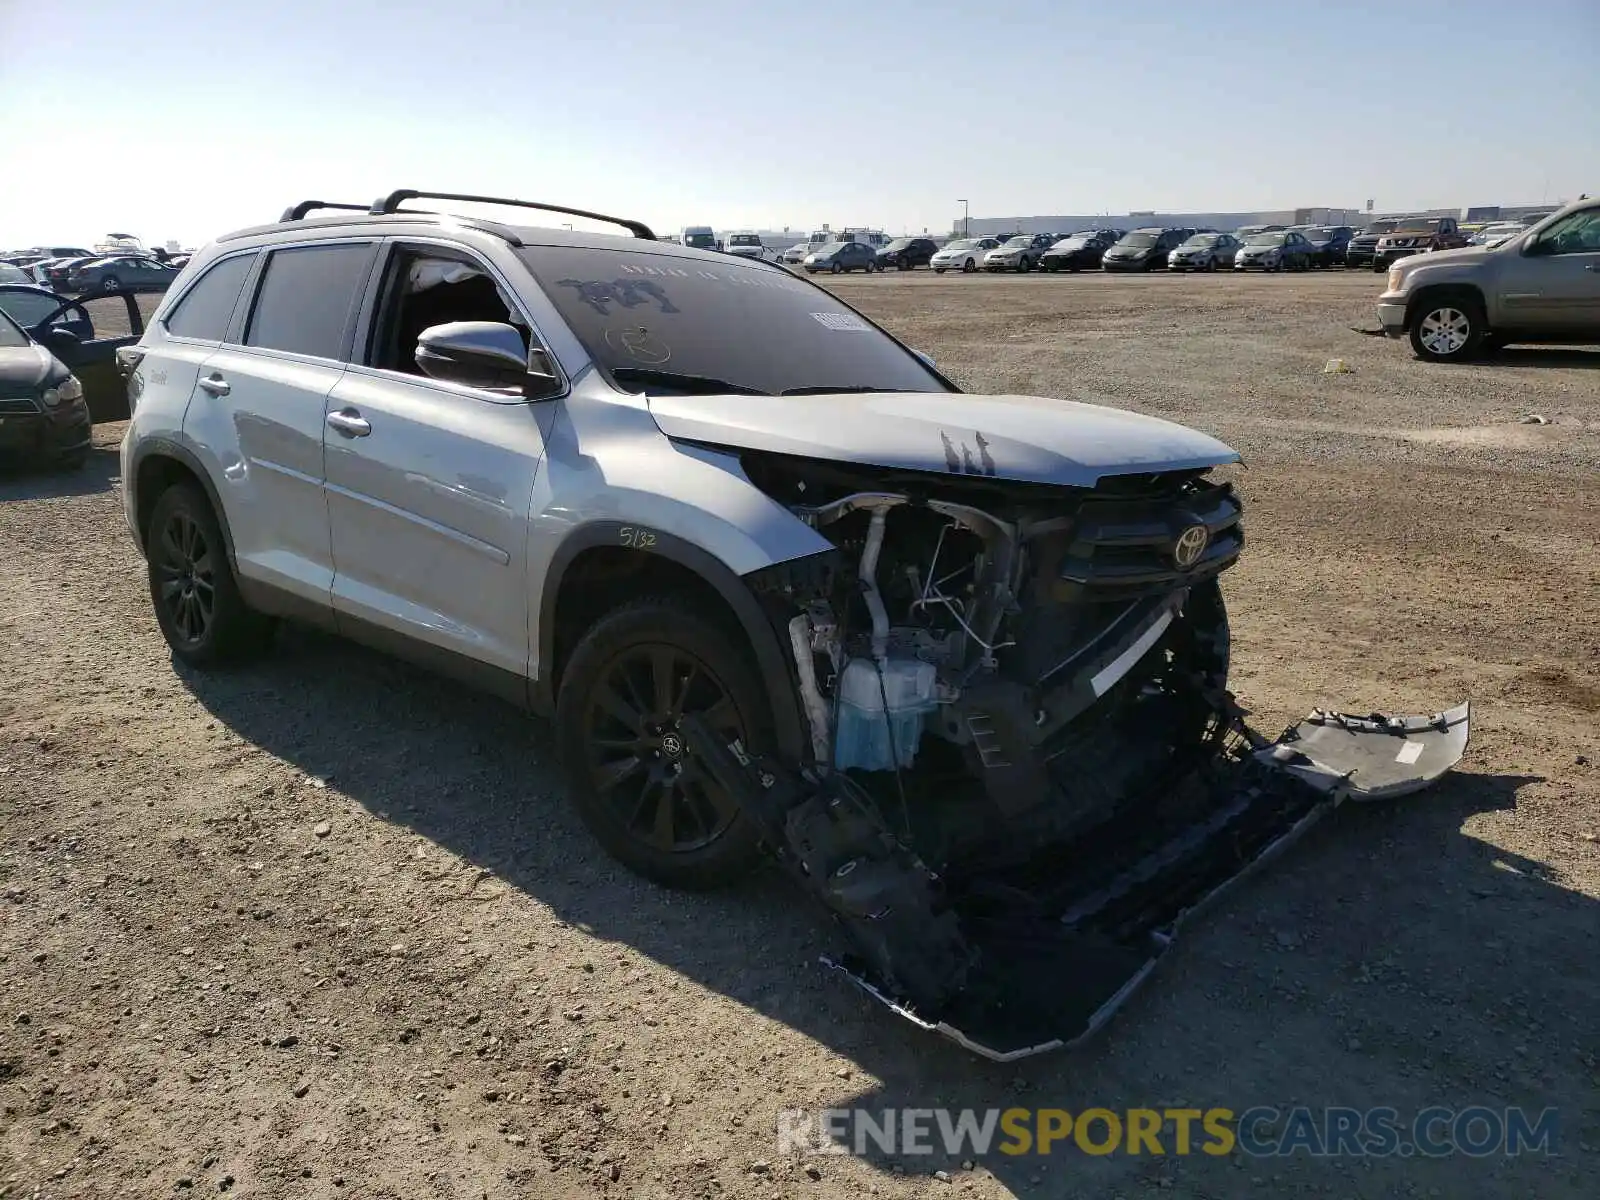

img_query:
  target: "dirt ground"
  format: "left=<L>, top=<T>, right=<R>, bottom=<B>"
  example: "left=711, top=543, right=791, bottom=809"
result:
left=2, top=271, right=1596, bottom=1199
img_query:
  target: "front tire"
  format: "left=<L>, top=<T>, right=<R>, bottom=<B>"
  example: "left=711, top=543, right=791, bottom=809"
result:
left=100, top=274, right=121, bottom=293
left=146, top=482, right=274, bottom=667
left=1409, top=292, right=1485, bottom=362
left=934, top=267, right=946, bottom=274
left=555, top=598, right=771, bottom=890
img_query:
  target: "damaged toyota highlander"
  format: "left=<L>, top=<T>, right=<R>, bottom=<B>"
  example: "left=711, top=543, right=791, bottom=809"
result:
left=121, top=191, right=1470, bottom=1060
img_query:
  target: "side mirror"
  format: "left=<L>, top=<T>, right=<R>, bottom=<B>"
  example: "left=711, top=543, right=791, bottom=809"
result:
left=1522, top=235, right=1551, bottom=257
left=415, top=321, right=556, bottom=394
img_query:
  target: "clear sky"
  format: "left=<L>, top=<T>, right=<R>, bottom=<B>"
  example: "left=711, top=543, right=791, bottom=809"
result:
left=2, top=0, right=1595, bottom=248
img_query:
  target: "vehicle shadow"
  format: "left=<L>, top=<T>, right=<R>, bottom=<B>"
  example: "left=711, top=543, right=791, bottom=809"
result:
left=1484, top=346, right=1600, bottom=369
left=181, top=627, right=1592, bottom=1198
left=0, top=440, right=118, bottom=501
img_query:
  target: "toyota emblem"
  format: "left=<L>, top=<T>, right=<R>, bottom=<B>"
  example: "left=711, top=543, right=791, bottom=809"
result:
left=1173, top=524, right=1210, bottom=570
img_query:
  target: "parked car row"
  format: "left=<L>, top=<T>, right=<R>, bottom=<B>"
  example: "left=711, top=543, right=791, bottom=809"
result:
left=778, top=218, right=1487, bottom=279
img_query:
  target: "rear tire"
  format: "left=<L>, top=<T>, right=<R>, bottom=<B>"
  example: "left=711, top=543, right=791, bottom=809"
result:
left=1408, top=291, right=1485, bottom=362
left=962, top=258, right=976, bottom=273
left=146, top=482, right=274, bottom=667
left=831, top=262, right=843, bottom=275
left=555, top=598, right=771, bottom=890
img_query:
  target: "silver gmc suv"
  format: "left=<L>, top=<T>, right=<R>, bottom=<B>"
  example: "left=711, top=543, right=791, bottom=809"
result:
left=119, top=190, right=1469, bottom=1059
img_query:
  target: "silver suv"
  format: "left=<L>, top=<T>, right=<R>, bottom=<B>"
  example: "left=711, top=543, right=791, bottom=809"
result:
left=1375, top=196, right=1600, bottom=361
left=119, top=190, right=1467, bottom=1058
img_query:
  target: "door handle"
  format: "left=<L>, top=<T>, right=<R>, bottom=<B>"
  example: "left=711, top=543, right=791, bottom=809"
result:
left=326, top=408, right=371, bottom=438
left=197, top=373, right=229, bottom=396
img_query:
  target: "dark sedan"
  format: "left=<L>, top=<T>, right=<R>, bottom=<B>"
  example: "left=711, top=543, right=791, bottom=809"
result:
left=64, top=255, right=180, bottom=294
left=1233, top=230, right=1315, bottom=271
left=1101, top=228, right=1192, bottom=272
left=1039, top=231, right=1112, bottom=272
left=0, top=306, right=92, bottom=469
left=1304, top=226, right=1354, bottom=267
left=802, top=241, right=881, bottom=274
left=876, top=237, right=937, bottom=270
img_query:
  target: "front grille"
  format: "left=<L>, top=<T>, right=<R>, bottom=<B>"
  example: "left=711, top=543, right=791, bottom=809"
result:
left=1038, top=479, right=1244, bottom=603
left=0, top=396, right=43, bottom=414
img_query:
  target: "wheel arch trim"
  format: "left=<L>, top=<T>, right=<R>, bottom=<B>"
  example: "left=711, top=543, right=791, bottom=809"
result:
left=533, top=521, right=807, bottom=762
left=127, top=436, right=237, bottom=569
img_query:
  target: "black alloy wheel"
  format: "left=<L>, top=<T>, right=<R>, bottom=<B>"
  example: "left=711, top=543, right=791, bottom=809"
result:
left=154, top=507, right=216, bottom=649
left=578, top=643, right=748, bottom=851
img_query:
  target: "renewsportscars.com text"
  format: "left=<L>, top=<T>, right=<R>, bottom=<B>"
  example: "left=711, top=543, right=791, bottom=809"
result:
left=777, top=1106, right=1560, bottom=1159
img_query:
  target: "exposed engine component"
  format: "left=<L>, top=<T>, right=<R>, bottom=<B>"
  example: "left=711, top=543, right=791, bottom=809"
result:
left=729, top=450, right=1468, bottom=1059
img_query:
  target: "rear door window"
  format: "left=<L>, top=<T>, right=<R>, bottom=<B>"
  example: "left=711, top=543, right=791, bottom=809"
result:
left=244, top=243, right=376, bottom=361
left=164, top=253, right=257, bottom=342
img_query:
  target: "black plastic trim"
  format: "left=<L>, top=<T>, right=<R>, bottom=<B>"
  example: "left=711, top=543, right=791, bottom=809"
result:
left=126, top=437, right=235, bottom=567
left=532, top=523, right=807, bottom=762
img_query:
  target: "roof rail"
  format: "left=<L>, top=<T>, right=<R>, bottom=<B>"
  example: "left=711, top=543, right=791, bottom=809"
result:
left=279, top=200, right=371, bottom=222
left=369, top=190, right=656, bottom=240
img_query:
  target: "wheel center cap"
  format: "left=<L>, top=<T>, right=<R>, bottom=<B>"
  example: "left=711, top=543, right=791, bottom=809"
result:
left=659, top=732, right=683, bottom=759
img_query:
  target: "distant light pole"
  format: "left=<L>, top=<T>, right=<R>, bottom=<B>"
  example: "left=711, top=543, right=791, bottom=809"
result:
left=957, top=199, right=969, bottom=237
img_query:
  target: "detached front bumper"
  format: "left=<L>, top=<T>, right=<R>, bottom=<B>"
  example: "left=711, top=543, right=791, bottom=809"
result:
left=821, top=701, right=1471, bottom=1060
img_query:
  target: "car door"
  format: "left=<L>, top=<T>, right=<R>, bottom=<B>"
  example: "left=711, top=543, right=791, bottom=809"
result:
left=25, top=291, right=146, bottom=421
left=1499, top=208, right=1600, bottom=334
left=184, top=240, right=379, bottom=610
left=321, top=239, right=554, bottom=683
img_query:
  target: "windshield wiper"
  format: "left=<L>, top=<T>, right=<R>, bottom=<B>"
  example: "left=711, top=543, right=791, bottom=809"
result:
left=610, top=368, right=768, bottom=396
left=778, top=385, right=921, bottom=395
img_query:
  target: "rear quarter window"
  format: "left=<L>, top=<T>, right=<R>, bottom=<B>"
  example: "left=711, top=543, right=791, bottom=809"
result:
left=164, top=253, right=257, bottom=342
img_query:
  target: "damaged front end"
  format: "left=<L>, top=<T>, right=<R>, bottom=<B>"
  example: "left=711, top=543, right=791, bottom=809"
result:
left=691, top=452, right=1469, bottom=1060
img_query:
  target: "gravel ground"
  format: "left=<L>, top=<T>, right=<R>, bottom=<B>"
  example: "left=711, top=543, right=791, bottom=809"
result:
left=2, top=271, right=1596, bottom=1199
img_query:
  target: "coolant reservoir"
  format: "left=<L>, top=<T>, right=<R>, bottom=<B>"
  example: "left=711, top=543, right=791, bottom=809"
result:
left=833, top=657, right=938, bottom=771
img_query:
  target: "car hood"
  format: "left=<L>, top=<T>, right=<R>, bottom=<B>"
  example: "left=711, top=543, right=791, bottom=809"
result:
left=647, top=391, right=1240, bottom=488
left=1395, top=245, right=1490, bottom=270
left=0, top=343, right=60, bottom=393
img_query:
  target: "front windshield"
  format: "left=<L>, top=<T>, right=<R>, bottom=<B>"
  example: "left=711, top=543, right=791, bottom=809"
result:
left=941, top=239, right=975, bottom=252
left=1119, top=233, right=1158, bottom=249
left=0, top=309, right=28, bottom=348
left=1392, top=219, right=1443, bottom=234
left=521, top=246, right=950, bottom=397
left=884, top=239, right=913, bottom=250
left=728, top=235, right=761, bottom=247
left=1053, top=236, right=1089, bottom=247
left=1003, top=236, right=1032, bottom=247
left=1246, top=233, right=1286, bottom=247
left=814, top=242, right=846, bottom=255
left=1181, top=235, right=1218, bottom=248
left=0, top=265, right=30, bottom=285
left=683, top=233, right=717, bottom=250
